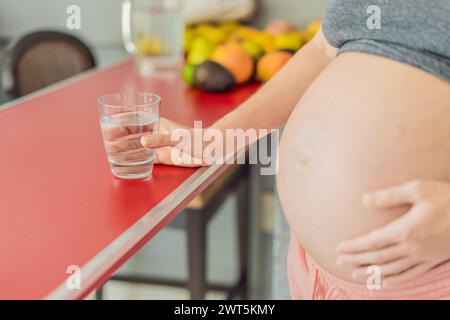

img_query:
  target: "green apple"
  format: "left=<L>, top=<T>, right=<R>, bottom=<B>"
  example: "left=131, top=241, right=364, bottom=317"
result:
left=182, top=64, right=197, bottom=86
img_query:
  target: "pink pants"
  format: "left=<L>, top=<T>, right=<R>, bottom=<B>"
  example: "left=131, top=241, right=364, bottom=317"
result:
left=288, top=234, right=450, bottom=300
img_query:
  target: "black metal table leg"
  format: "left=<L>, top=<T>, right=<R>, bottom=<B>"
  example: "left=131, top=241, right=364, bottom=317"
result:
left=187, top=209, right=207, bottom=300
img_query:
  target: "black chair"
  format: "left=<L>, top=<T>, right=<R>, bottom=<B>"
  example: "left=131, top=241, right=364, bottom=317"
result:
left=1, top=30, right=96, bottom=98
left=97, top=164, right=251, bottom=300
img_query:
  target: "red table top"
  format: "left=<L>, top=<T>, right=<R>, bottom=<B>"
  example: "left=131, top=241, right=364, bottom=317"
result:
left=0, top=60, right=259, bottom=299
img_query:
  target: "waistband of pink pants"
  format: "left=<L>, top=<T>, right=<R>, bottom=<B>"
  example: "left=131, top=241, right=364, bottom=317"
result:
left=288, top=235, right=450, bottom=300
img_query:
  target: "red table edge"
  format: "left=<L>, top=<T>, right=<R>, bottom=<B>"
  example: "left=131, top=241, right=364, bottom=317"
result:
left=46, top=159, right=235, bottom=300
left=1, top=59, right=249, bottom=300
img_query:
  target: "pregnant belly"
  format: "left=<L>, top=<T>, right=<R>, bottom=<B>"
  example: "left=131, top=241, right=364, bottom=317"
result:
left=277, top=52, right=450, bottom=283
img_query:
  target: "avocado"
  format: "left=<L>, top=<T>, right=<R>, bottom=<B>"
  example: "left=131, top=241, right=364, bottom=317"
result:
left=194, top=60, right=236, bottom=93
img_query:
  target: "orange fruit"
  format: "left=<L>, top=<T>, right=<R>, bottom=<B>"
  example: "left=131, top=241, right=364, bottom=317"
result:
left=211, top=43, right=254, bottom=84
left=257, top=51, right=292, bottom=82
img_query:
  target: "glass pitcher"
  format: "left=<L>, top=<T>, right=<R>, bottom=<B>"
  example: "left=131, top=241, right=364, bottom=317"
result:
left=122, top=0, right=184, bottom=76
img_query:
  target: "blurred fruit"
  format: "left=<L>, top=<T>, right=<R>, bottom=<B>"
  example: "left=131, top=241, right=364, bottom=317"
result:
left=252, top=32, right=275, bottom=53
left=230, top=26, right=259, bottom=41
left=257, top=51, right=292, bottom=82
left=194, top=23, right=212, bottom=35
left=297, top=30, right=308, bottom=42
left=182, top=63, right=197, bottom=86
left=137, top=36, right=163, bottom=56
left=266, top=19, right=295, bottom=35
left=305, top=20, right=321, bottom=42
left=211, top=43, right=254, bottom=84
left=273, top=33, right=304, bottom=51
left=196, top=24, right=227, bottom=45
left=219, top=21, right=240, bottom=35
left=278, top=49, right=297, bottom=56
left=182, top=20, right=322, bottom=90
left=187, top=37, right=215, bottom=65
left=195, top=61, right=236, bottom=93
left=184, top=27, right=195, bottom=52
left=241, top=40, right=265, bottom=61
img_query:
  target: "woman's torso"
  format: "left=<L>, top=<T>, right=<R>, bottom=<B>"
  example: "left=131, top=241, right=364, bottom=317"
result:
left=278, top=0, right=450, bottom=284
left=277, top=52, right=450, bottom=282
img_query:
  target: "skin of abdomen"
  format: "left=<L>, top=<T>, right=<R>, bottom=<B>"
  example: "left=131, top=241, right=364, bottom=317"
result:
left=277, top=52, right=450, bottom=283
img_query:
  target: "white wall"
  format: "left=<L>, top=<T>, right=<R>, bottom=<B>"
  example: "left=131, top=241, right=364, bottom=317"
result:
left=0, top=0, right=328, bottom=47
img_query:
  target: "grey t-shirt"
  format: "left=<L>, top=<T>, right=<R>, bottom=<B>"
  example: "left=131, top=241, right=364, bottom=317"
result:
left=322, top=0, right=450, bottom=83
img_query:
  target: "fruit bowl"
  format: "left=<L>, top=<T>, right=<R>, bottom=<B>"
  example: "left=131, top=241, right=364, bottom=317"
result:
left=182, top=19, right=321, bottom=93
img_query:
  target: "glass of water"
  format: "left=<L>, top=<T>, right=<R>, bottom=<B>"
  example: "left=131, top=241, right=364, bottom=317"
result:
left=98, top=92, right=161, bottom=180
left=122, top=0, right=184, bottom=76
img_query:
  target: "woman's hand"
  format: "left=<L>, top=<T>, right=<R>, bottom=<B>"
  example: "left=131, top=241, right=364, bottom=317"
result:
left=337, top=180, right=450, bottom=286
left=140, top=118, right=207, bottom=167
left=101, top=116, right=206, bottom=171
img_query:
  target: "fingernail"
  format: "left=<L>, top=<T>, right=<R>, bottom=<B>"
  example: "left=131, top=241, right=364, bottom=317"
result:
left=141, top=136, right=151, bottom=147
left=362, top=194, right=372, bottom=206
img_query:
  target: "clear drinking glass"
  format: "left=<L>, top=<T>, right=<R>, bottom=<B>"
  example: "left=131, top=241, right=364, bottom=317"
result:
left=122, top=0, right=184, bottom=76
left=98, top=92, right=161, bottom=180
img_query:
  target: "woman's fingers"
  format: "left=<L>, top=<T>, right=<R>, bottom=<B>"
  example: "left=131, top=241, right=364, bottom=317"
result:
left=337, top=222, right=401, bottom=254
left=105, top=135, right=143, bottom=154
left=101, top=125, right=131, bottom=141
left=338, top=244, right=405, bottom=266
left=154, top=147, right=203, bottom=167
left=337, top=205, right=419, bottom=254
left=141, top=133, right=180, bottom=149
left=101, top=113, right=157, bottom=141
left=351, top=258, right=418, bottom=282
left=382, top=263, right=431, bottom=287
left=363, top=180, right=431, bottom=209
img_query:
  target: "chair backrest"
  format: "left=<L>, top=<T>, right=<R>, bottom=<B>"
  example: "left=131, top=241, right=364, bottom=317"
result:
left=1, top=31, right=96, bottom=98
